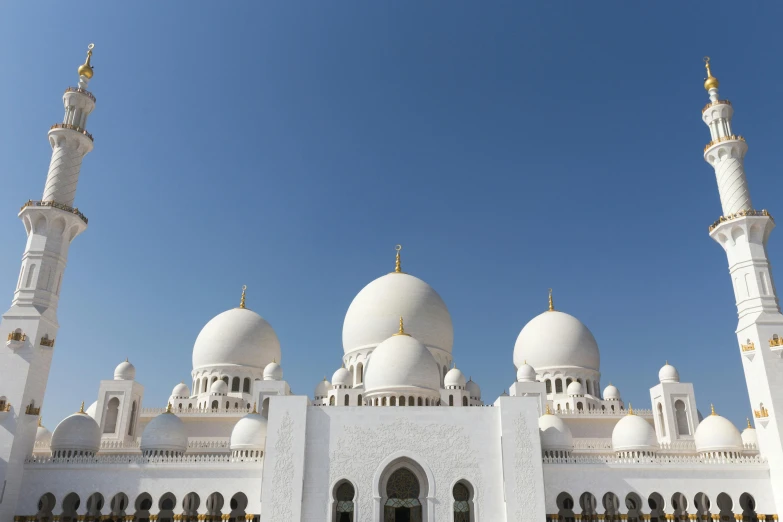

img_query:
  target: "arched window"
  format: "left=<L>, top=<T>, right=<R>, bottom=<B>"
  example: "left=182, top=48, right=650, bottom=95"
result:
left=557, top=492, right=575, bottom=522
left=586, top=380, right=592, bottom=395
left=449, top=395, right=454, bottom=406
left=243, top=378, right=251, bottom=393
left=555, top=379, right=563, bottom=394
left=675, top=400, right=690, bottom=435
left=385, top=468, right=422, bottom=519
left=109, top=492, right=129, bottom=519
left=577, top=402, right=583, bottom=411
left=400, top=396, right=406, bottom=406
left=425, top=398, right=429, bottom=406
left=222, top=376, right=229, bottom=385
left=382, top=397, right=387, bottom=406
left=231, top=377, right=240, bottom=392
left=418, top=397, right=423, bottom=406
left=225, top=401, right=230, bottom=409
left=657, top=402, right=667, bottom=437
left=566, top=378, right=573, bottom=387
left=390, top=396, right=397, bottom=406
left=344, top=394, right=350, bottom=406
left=203, top=378, right=208, bottom=393
left=211, top=400, right=218, bottom=410
left=103, top=397, right=120, bottom=433
left=356, top=363, right=364, bottom=385
left=462, top=396, right=468, bottom=406
left=334, top=481, right=355, bottom=522
left=454, top=482, right=472, bottom=522
left=330, top=396, right=336, bottom=406
left=357, top=394, right=362, bottom=406
left=409, top=396, right=414, bottom=406
left=545, top=379, right=552, bottom=393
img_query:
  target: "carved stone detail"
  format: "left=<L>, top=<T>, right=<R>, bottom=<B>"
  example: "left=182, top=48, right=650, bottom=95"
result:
left=514, top=414, right=538, bottom=522
left=270, top=411, right=295, bottom=521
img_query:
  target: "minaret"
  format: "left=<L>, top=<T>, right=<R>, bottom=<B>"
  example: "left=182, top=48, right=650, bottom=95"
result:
left=704, top=57, right=783, bottom=512
left=0, top=45, right=97, bottom=521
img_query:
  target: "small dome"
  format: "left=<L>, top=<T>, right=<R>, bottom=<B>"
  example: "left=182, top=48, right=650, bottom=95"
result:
left=332, top=367, right=352, bottom=388
left=140, top=410, right=188, bottom=454
left=263, top=361, right=283, bottom=381
left=315, top=378, right=332, bottom=398
left=230, top=411, right=268, bottom=451
left=171, top=382, right=190, bottom=398
left=612, top=413, right=659, bottom=453
left=210, top=380, right=228, bottom=395
left=445, top=367, right=466, bottom=388
left=659, top=363, right=680, bottom=383
left=51, top=409, right=101, bottom=453
left=741, top=422, right=757, bottom=448
left=603, top=384, right=621, bottom=401
left=364, top=332, right=440, bottom=394
left=192, top=308, right=281, bottom=371
left=514, top=311, right=600, bottom=372
left=343, top=272, right=453, bottom=355
left=516, top=363, right=537, bottom=383
left=695, top=410, right=743, bottom=453
left=466, top=378, right=481, bottom=399
left=36, top=423, right=52, bottom=446
left=85, top=401, right=98, bottom=418
left=567, top=381, right=584, bottom=397
left=539, top=412, right=573, bottom=451
left=114, top=360, right=136, bottom=380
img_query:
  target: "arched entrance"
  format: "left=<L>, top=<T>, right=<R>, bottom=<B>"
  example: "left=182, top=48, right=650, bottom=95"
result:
left=383, top=468, right=422, bottom=522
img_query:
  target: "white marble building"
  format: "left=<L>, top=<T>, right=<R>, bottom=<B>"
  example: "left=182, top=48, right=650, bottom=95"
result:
left=0, top=49, right=782, bottom=522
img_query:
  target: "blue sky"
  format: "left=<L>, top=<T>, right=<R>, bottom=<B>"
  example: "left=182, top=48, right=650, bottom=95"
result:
left=1, top=2, right=782, bottom=429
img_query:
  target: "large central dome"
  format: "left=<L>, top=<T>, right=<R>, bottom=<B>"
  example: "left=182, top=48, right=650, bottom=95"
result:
left=192, top=307, right=281, bottom=371
left=343, top=272, right=453, bottom=355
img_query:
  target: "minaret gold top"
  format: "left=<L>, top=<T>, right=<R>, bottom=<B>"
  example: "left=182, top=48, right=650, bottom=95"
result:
left=393, top=316, right=410, bottom=337
left=239, top=285, right=247, bottom=309
left=703, top=56, right=719, bottom=91
left=548, top=288, right=555, bottom=312
left=394, top=244, right=403, bottom=273
left=78, top=43, right=95, bottom=79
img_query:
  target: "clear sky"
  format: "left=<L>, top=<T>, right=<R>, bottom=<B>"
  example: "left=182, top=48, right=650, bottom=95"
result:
left=1, top=2, right=782, bottom=430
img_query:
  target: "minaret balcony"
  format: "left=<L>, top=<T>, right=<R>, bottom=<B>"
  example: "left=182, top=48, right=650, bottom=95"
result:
left=708, top=209, right=773, bottom=232
left=50, top=122, right=93, bottom=142
left=7, top=331, right=26, bottom=350
left=704, top=134, right=745, bottom=153
left=64, top=86, right=96, bottom=103
left=40, top=336, right=55, bottom=348
left=702, top=99, right=731, bottom=114
left=24, top=404, right=40, bottom=416
left=20, top=200, right=88, bottom=225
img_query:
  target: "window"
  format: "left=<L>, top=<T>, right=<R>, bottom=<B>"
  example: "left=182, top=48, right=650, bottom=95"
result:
left=243, top=378, right=251, bottom=393
left=675, top=400, right=690, bottom=435
left=400, top=396, right=406, bottom=406
left=390, top=396, right=397, bottom=406
left=449, top=395, right=454, bottom=406
left=417, top=397, right=423, bottom=406
left=334, top=481, right=355, bottom=522
left=232, top=377, right=240, bottom=392
left=545, top=380, right=552, bottom=393
left=103, top=397, right=120, bottom=433
left=453, top=482, right=471, bottom=522
left=357, top=394, right=362, bottom=406
left=356, top=363, right=364, bottom=385
left=555, top=379, right=563, bottom=393
left=344, top=395, right=350, bottom=406
left=330, top=396, right=336, bottom=406
left=462, top=396, right=468, bottom=406
left=658, top=403, right=666, bottom=437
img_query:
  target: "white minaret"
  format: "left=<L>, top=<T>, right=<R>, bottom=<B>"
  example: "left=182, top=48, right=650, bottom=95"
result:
left=704, top=57, right=783, bottom=513
left=0, top=44, right=96, bottom=521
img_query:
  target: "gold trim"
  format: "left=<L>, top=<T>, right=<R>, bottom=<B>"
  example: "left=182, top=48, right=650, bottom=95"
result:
left=709, top=209, right=772, bottom=232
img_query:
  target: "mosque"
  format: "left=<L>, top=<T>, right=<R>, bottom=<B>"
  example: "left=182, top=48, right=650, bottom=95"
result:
left=0, top=47, right=782, bottom=522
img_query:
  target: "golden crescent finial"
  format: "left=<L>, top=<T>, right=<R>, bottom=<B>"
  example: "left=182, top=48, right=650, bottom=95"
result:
left=548, top=288, right=554, bottom=312
left=394, top=244, right=403, bottom=273
left=239, top=285, right=247, bottom=309
left=703, top=56, right=719, bottom=91
left=78, top=44, right=95, bottom=79
left=747, top=417, right=752, bottom=429
left=628, top=403, right=634, bottom=415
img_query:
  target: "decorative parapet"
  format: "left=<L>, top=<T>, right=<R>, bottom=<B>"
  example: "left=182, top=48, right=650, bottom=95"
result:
left=24, top=404, right=40, bottom=415
left=40, top=336, right=55, bottom=348
left=50, top=122, right=93, bottom=141
left=770, top=337, right=783, bottom=348
left=704, top=134, right=745, bottom=153
left=64, top=86, right=96, bottom=102
left=702, top=99, right=732, bottom=114
left=99, top=439, right=140, bottom=450
left=140, top=406, right=251, bottom=416
left=542, top=454, right=766, bottom=465
left=25, top=452, right=260, bottom=466
left=557, top=408, right=652, bottom=417
left=21, top=200, right=88, bottom=224
left=8, top=332, right=26, bottom=342
left=755, top=406, right=770, bottom=418
left=0, top=402, right=10, bottom=412
left=741, top=341, right=756, bottom=352
left=709, top=209, right=773, bottom=232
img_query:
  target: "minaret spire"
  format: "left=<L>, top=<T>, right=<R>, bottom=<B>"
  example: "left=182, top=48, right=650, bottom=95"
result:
left=548, top=288, right=554, bottom=312
left=394, top=244, right=403, bottom=273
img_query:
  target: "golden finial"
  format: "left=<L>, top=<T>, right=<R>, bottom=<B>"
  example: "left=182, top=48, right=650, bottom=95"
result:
left=394, top=244, right=403, bottom=273
left=252, top=402, right=258, bottom=414
left=78, top=43, right=95, bottom=79
left=545, top=404, right=552, bottom=415
left=704, top=56, right=719, bottom=91
left=628, top=403, right=634, bottom=415
left=747, top=418, right=752, bottom=429
left=452, top=361, right=456, bottom=369
left=78, top=401, right=85, bottom=414
left=166, top=403, right=173, bottom=413
left=126, top=357, right=129, bottom=363
left=239, top=285, right=247, bottom=309
left=711, top=404, right=716, bottom=416
left=548, top=288, right=554, bottom=312
left=393, top=316, right=410, bottom=336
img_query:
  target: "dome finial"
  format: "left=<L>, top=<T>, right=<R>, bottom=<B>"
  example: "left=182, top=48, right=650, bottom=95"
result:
left=252, top=402, right=257, bottom=414
left=747, top=417, right=752, bottom=429
left=628, top=403, right=634, bottom=415
left=393, top=316, right=410, bottom=337
left=239, top=285, right=247, bottom=309
left=394, top=244, right=403, bottom=273
left=548, top=288, right=554, bottom=311
left=166, top=403, right=173, bottom=413
left=545, top=403, right=552, bottom=415
left=78, top=401, right=85, bottom=414
left=704, top=56, right=719, bottom=91
left=78, top=43, right=95, bottom=80
left=711, top=403, right=716, bottom=416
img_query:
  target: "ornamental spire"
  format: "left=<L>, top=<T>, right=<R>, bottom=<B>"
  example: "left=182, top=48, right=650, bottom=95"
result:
left=393, top=316, right=410, bottom=337
left=239, top=285, right=247, bottom=309
left=77, top=44, right=95, bottom=89
left=78, top=401, right=85, bottom=414
left=548, top=288, right=554, bottom=312
left=703, top=56, right=719, bottom=92
left=747, top=418, right=752, bottom=429
left=394, top=244, right=403, bottom=273
left=628, top=403, right=634, bottom=415
left=711, top=404, right=716, bottom=416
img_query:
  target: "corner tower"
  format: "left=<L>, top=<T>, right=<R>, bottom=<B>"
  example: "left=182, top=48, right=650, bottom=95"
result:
left=0, top=45, right=97, bottom=521
left=704, top=57, right=783, bottom=512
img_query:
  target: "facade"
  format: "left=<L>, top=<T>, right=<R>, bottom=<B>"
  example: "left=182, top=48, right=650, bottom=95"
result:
left=0, top=49, right=781, bottom=522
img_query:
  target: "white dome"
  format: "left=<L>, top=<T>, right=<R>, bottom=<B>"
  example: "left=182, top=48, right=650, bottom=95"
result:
left=210, top=379, right=228, bottom=395
left=51, top=410, right=101, bottom=453
left=140, top=410, right=188, bottom=453
left=659, top=363, right=680, bottom=383
left=332, top=367, right=352, bottom=388
left=85, top=401, right=97, bottom=418
left=315, top=378, right=332, bottom=398
left=695, top=411, right=744, bottom=453
left=192, top=308, right=281, bottom=371
left=444, top=367, right=466, bottom=388
left=343, top=272, right=453, bottom=355
left=516, top=363, right=537, bottom=382
left=364, top=333, right=441, bottom=394
left=612, top=414, right=659, bottom=452
left=514, top=311, right=600, bottom=372
left=230, top=411, right=268, bottom=451
left=741, top=423, right=757, bottom=448
left=603, top=384, right=621, bottom=401
left=466, top=378, right=481, bottom=399
left=539, top=413, right=573, bottom=451
left=567, top=381, right=584, bottom=397
left=171, top=382, right=190, bottom=398
left=114, top=360, right=136, bottom=380
left=36, top=424, right=52, bottom=446
left=263, top=361, right=283, bottom=381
